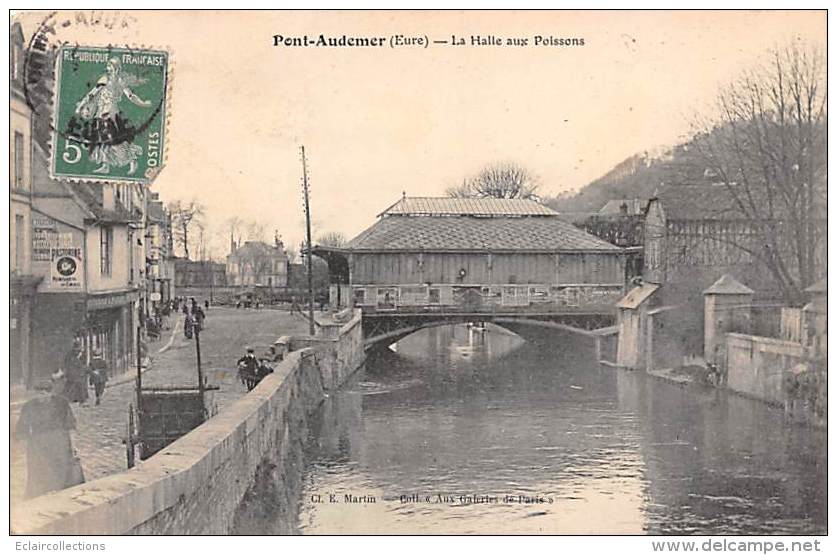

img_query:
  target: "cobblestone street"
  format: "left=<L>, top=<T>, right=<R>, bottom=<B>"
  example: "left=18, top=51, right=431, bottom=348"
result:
left=11, top=306, right=317, bottom=504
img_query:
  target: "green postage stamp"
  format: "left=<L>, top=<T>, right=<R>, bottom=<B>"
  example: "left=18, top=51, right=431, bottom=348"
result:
left=51, top=45, right=169, bottom=183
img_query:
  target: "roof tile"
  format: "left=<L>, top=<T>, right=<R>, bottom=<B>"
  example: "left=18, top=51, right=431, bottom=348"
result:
left=381, top=196, right=557, bottom=217
left=346, top=215, right=622, bottom=252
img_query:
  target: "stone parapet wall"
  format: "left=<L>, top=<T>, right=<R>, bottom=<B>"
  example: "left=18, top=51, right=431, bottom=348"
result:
left=286, top=309, right=365, bottom=390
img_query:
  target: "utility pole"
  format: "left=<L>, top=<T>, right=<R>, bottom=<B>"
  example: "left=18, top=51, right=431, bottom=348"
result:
left=301, top=145, right=316, bottom=336
left=194, top=323, right=204, bottom=394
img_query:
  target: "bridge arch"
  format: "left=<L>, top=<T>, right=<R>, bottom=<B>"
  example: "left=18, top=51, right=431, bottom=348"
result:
left=363, top=313, right=614, bottom=351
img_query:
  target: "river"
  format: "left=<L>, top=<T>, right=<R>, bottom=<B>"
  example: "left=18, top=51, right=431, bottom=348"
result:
left=296, top=324, right=827, bottom=534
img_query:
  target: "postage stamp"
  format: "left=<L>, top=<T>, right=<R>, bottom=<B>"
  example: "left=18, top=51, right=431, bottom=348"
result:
left=50, top=45, right=168, bottom=183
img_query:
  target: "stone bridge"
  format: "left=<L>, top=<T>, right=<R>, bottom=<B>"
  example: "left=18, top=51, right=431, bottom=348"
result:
left=362, top=306, right=617, bottom=350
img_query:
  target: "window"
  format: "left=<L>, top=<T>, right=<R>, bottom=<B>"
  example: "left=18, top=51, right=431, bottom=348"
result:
left=100, top=227, right=113, bottom=276
left=14, top=214, right=24, bottom=271
left=354, top=288, right=366, bottom=305
left=14, top=131, right=24, bottom=189
left=11, top=45, right=21, bottom=81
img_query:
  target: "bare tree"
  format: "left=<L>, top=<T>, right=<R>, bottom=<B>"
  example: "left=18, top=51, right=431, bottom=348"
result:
left=244, top=221, right=267, bottom=243
left=690, top=42, right=826, bottom=303
left=446, top=162, right=540, bottom=199
left=317, top=231, right=348, bottom=247
left=168, top=200, right=205, bottom=259
left=444, top=179, right=474, bottom=198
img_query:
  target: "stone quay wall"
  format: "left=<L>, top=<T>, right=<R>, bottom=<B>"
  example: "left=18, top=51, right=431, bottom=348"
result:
left=725, top=332, right=806, bottom=406
left=11, top=310, right=365, bottom=535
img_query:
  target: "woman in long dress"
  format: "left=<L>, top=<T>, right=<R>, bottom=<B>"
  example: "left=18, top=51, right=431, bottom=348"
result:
left=73, top=57, right=152, bottom=175
left=14, top=373, right=85, bottom=498
left=63, top=339, right=89, bottom=404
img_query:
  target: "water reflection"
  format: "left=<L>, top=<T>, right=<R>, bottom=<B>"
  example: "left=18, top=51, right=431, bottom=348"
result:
left=297, top=324, right=826, bottom=534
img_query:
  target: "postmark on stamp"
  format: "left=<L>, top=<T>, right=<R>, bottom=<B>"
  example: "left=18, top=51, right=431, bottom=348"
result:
left=50, top=45, right=168, bottom=183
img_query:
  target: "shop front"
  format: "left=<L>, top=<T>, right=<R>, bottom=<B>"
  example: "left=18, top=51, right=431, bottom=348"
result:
left=30, top=293, right=87, bottom=385
left=86, top=290, right=139, bottom=378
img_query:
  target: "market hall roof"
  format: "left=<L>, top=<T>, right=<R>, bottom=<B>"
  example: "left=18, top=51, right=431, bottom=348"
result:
left=343, top=197, right=623, bottom=253
left=379, top=196, right=559, bottom=217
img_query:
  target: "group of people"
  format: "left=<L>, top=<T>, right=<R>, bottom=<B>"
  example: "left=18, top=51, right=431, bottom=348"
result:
left=146, top=300, right=175, bottom=340
left=63, top=338, right=109, bottom=407
left=181, top=297, right=209, bottom=339
left=236, top=347, right=275, bottom=391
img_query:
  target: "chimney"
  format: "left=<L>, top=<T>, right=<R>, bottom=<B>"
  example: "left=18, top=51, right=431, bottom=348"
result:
left=102, top=184, right=115, bottom=211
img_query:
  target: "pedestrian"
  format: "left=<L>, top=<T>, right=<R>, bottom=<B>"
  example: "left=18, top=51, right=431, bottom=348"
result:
left=195, top=305, right=206, bottom=331
left=63, top=338, right=89, bottom=405
left=184, top=313, right=194, bottom=339
left=204, top=299, right=210, bottom=311
left=237, top=347, right=260, bottom=391
left=14, top=371, right=85, bottom=498
left=88, top=349, right=109, bottom=406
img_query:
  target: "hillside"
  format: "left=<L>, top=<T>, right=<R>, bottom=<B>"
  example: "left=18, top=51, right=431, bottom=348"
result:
left=545, top=143, right=709, bottom=214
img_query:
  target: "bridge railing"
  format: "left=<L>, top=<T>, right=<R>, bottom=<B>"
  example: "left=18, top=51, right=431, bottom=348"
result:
left=348, top=283, right=624, bottom=314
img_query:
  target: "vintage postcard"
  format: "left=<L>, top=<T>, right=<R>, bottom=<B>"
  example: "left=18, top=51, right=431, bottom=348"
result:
left=7, top=8, right=828, bottom=543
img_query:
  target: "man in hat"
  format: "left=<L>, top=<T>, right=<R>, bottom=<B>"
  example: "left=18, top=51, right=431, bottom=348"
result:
left=63, top=338, right=89, bottom=405
left=14, top=371, right=85, bottom=498
left=237, top=347, right=260, bottom=391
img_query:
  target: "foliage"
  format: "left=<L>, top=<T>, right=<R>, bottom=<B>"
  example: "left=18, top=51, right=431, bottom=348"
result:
left=317, top=231, right=348, bottom=247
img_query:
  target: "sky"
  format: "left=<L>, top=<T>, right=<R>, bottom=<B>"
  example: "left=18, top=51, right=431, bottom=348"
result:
left=14, top=10, right=826, bottom=259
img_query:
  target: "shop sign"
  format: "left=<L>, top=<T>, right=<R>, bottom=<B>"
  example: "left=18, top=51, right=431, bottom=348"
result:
left=32, top=216, right=58, bottom=261
left=87, top=291, right=139, bottom=310
left=50, top=247, right=83, bottom=290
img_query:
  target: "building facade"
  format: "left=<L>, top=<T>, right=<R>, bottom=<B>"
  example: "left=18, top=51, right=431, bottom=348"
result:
left=10, top=22, right=41, bottom=388
left=641, top=183, right=827, bottom=359
left=146, top=192, right=175, bottom=314
left=174, top=258, right=227, bottom=289
left=30, top=149, right=144, bottom=382
left=226, top=239, right=289, bottom=288
left=644, top=184, right=826, bottom=300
